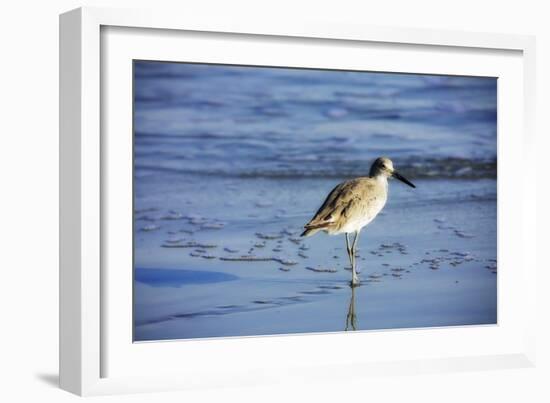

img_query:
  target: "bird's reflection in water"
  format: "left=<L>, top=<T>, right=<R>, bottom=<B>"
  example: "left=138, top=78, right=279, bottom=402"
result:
left=345, top=285, right=357, bottom=331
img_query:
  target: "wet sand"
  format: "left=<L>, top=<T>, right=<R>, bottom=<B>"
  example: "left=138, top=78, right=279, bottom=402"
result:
left=134, top=176, right=497, bottom=341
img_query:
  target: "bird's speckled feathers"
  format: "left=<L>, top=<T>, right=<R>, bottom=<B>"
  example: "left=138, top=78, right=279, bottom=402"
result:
left=302, top=176, right=388, bottom=236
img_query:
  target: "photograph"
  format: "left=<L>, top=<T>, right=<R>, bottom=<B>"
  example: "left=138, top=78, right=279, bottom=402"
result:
left=132, top=60, right=497, bottom=341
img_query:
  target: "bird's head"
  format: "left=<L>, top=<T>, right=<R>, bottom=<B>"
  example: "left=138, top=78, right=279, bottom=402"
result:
left=370, top=157, right=416, bottom=188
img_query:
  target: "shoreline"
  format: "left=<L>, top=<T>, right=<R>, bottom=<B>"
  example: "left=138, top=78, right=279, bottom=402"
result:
left=134, top=178, right=497, bottom=341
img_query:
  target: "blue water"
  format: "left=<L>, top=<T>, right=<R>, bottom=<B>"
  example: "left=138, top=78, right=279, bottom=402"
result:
left=133, top=61, right=497, bottom=341
left=135, top=268, right=238, bottom=288
left=134, top=61, right=497, bottom=180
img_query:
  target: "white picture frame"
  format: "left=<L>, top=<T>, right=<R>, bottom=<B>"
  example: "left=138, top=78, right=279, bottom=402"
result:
left=59, top=6, right=537, bottom=396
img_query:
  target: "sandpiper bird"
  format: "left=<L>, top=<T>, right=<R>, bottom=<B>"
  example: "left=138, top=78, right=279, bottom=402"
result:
left=301, top=157, right=416, bottom=287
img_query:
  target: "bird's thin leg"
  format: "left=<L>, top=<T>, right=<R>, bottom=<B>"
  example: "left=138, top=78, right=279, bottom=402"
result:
left=345, top=233, right=353, bottom=270
left=351, top=230, right=361, bottom=286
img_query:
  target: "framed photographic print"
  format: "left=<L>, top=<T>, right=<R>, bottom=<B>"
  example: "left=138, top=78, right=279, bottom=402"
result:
left=60, top=7, right=537, bottom=396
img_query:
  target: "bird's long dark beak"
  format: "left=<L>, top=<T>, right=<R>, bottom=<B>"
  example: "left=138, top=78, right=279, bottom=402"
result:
left=393, top=171, right=416, bottom=188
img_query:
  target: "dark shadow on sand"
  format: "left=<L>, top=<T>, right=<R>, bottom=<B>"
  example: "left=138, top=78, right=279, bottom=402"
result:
left=136, top=267, right=238, bottom=288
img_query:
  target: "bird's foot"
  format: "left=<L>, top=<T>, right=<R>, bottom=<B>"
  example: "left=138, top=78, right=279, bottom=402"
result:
left=350, top=277, right=361, bottom=288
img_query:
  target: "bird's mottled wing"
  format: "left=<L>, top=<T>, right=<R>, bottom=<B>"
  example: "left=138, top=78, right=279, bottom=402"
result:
left=304, top=179, right=363, bottom=228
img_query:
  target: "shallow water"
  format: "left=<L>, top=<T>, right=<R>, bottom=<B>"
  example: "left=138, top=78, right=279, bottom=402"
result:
left=135, top=62, right=497, bottom=180
left=133, top=62, right=497, bottom=341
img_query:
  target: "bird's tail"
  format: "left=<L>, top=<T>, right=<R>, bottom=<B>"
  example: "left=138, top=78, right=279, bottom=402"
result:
left=300, top=227, right=320, bottom=237
left=300, top=222, right=330, bottom=237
